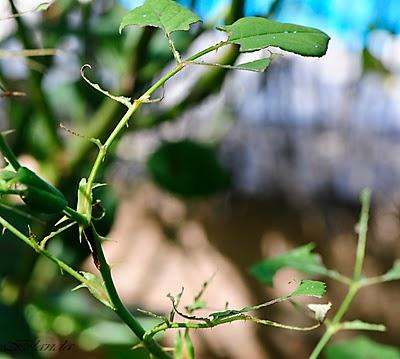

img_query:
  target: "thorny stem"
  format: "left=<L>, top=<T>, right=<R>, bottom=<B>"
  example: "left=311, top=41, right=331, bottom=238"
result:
left=309, top=189, right=371, bottom=359
left=63, top=206, right=89, bottom=226
left=85, top=41, right=228, bottom=201
left=144, top=314, right=321, bottom=342
left=0, top=41, right=230, bottom=359
left=88, top=226, right=172, bottom=359
left=0, top=216, right=88, bottom=286
left=0, top=213, right=170, bottom=358
left=80, top=41, right=229, bottom=359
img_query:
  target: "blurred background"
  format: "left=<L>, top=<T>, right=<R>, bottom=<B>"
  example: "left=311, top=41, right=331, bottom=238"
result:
left=0, top=0, right=400, bottom=358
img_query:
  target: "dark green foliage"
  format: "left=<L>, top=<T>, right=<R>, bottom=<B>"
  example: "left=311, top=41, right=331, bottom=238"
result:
left=15, top=167, right=67, bottom=214
left=326, top=336, right=400, bottom=359
left=0, top=303, right=37, bottom=358
left=147, top=140, right=231, bottom=197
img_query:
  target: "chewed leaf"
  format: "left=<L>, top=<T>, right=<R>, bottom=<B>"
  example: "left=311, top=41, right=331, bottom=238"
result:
left=218, top=17, right=330, bottom=57
left=190, top=57, right=274, bottom=72
left=235, top=58, right=271, bottom=72
left=73, top=271, right=114, bottom=309
left=119, top=0, right=200, bottom=35
left=209, top=309, right=241, bottom=320
left=307, top=302, right=331, bottom=323
left=326, top=336, right=400, bottom=359
left=249, top=243, right=329, bottom=286
left=383, top=260, right=400, bottom=281
left=291, top=280, right=326, bottom=298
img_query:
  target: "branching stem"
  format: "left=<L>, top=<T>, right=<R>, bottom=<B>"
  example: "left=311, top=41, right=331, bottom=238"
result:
left=85, top=41, right=228, bottom=203
left=0, top=216, right=88, bottom=286
left=309, top=189, right=371, bottom=359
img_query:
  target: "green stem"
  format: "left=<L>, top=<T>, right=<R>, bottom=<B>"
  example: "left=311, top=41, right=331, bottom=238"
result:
left=185, top=41, right=228, bottom=62
left=359, top=275, right=394, bottom=287
left=353, top=190, right=371, bottom=280
left=0, top=133, right=21, bottom=170
left=0, top=214, right=170, bottom=358
left=309, top=190, right=371, bottom=359
left=0, top=215, right=87, bottom=286
left=78, top=42, right=230, bottom=358
left=85, top=41, right=228, bottom=197
left=89, top=226, right=171, bottom=359
left=325, top=269, right=352, bottom=286
left=309, top=326, right=338, bottom=359
left=331, top=283, right=359, bottom=325
left=63, top=206, right=89, bottom=227
left=145, top=314, right=320, bottom=342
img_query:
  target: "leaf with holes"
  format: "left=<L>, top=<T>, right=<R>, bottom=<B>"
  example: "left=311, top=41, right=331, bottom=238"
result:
left=217, top=17, right=330, bottom=56
left=291, top=280, right=326, bottom=298
left=119, top=0, right=200, bottom=35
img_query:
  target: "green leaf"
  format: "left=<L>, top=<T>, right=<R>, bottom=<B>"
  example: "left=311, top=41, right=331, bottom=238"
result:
left=184, top=331, right=195, bottom=359
left=174, top=332, right=183, bottom=359
left=326, top=336, right=400, bottom=359
left=383, top=260, right=400, bottom=281
left=73, top=271, right=114, bottom=309
left=291, top=280, right=326, bottom=298
left=235, top=58, right=271, bottom=72
left=249, top=243, right=329, bottom=286
left=341, top=320, right=386, bottom=332
left=119, top=0, right=200, bottom=35
left=190, top=57, right=274, bottom=73
left=217, top=17, right=330, bottom=57
left=362, top=48, right=389, bottom=76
